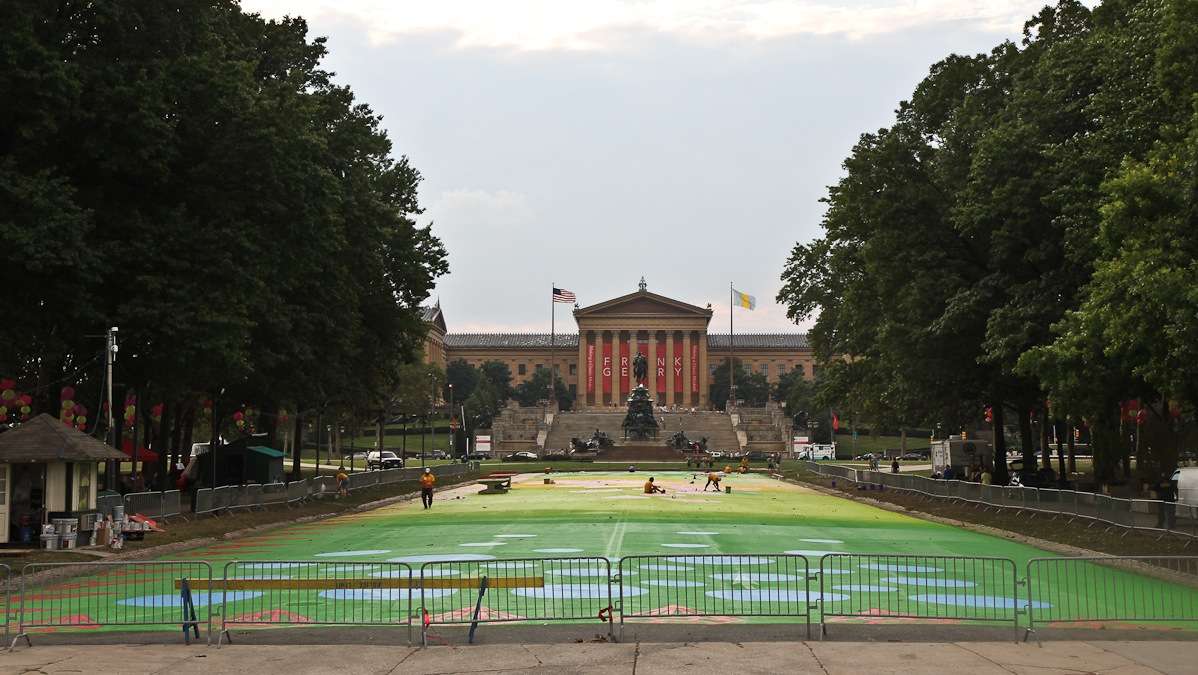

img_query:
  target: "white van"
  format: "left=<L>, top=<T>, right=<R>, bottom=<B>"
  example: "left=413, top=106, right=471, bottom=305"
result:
left=1174, top=467, right=1198, bottom=505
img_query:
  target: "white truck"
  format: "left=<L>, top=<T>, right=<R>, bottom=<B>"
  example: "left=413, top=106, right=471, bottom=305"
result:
left=930, top=438, right=992, bottom=476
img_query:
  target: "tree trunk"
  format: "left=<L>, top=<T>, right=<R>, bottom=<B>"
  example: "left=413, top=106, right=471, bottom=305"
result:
left=991, top=402, right=1009, bottom=485
left=291, top=411, right=303, bottom=479
left=1067, top=418, right=1077, bottom=476
left=1039, top=407, right=1051, bottom=469
left=377, top=407, right=386, bottom=457
left=156, top=400, right=171, bottom=491
left=1055, top=418, right=1067, bottom=485
left=1018, top=405, right=1035, bottom=472
left=900, top=428, right=907, bottom=454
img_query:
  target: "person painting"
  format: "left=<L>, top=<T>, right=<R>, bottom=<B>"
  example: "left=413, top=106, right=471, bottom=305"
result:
left=704, top=470, right=722, bottom=492
left=644, top=477, right=666, bottom=494
left=420, top=468, right=436, bottom=509
left=336, top=467, right=349, bottom=497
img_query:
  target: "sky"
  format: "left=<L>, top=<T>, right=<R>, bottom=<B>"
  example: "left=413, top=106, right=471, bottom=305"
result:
left=242, top=1, right=1067, bottom=334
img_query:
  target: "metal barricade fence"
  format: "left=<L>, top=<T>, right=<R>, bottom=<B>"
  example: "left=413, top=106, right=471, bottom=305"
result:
left=286, top=480, right=309, bottom=504
left=96, top=493, right=123, bottom=519
left=161, top=490, right=182, bottom=518
left=11, top=561, right=213, bottom=648
left=619, top=554, right=812, bottom=638
left=216, top=560, right=415, bottom=646
left=124, top=491, right=164, bottom=519
left=1024, top=556, right=1198, bottom=638
left=0, top=564, right=10, bottom=643
left=260, top=482, right=287, bottom=506
left=818, top=554, right=1020, bottom=638
left=419, top=557, right=613, bottom=644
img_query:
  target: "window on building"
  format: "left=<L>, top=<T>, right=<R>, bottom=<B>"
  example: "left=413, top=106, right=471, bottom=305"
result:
left=569, top=364, right=577, bottom=375
left=794, top=364, right=805, bottom=377
left=535, top=363, right=543, bottom=371
left=710, top=365, right=718, bottom=376
left=760, top=363, right=769, bottom=375
left=569, top=384, right=577, bottom=396
left=778, top=364, right=787, bottom=376
left=810, top=365, right=818, bottom=379
left=518, top=363, right=526, bottom=375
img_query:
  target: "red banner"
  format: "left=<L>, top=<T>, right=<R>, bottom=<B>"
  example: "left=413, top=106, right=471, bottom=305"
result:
left=673, top=337, right=683, bottom=393
left=620, top=341, right=630, bottom=397
left=601, top=339, right=612, bottom=395
left=691, top=342, right=699, bottom=393
left=586, top=343, right=595, bottom=393
left=656, top=336, right=667, bottom=396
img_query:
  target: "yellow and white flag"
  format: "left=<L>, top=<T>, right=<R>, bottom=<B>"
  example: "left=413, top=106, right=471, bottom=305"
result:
left=733, top=288, right=756, bottom=310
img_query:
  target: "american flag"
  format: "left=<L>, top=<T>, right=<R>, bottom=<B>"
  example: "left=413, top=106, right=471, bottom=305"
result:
left=552, top=287, right=576, bottom=303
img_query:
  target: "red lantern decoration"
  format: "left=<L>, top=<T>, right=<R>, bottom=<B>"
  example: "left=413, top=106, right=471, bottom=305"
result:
left=60, top=386, right=75, bottom=401
left=0, top=378, right=14, bottom=391
left=984, top=407, right=993, bottom=423
left=233, top=411, right=244, bottom=422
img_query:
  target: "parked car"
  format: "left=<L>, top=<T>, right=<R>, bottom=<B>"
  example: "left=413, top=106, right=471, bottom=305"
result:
left=854, top=453, right=874, bottom=461
left=366, top=450, right=404, bottom=470
left=900, top=452, right=925, bottom=460
left=503, top=451, right=538, bottom=462
left=464, top=452, right=491, bottom=461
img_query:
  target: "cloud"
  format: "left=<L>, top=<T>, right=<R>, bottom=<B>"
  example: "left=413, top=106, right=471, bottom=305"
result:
left=242, top=0, right=1073, bottom=50
left=424, top=188, right=535, bottom=230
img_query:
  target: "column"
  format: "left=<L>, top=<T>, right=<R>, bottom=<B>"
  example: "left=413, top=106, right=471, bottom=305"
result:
left=647, top=333, right=657, bottom=400
left=577, top=332, right=587, bottom=408
left=698, top=332, right=709, bottom=409
left=665, top=334, right=675, bottom=407
left=682, top=331, right=693, bottom=408
left=628, top=332, right=636, bottom=393
left=610, top=331, right=620, bottom=406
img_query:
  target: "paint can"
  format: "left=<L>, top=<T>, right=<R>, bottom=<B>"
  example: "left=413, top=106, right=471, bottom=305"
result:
left=61, top=533, right=77, bottom=549
left=112, top=505, right=125, bottom=521
left=725, top=486, right=732, bottom=494
left=41, top=533, right=58, bottom=550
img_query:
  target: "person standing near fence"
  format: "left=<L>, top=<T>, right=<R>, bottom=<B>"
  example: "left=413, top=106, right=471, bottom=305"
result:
left=336, top=467, right=349, bottom=497
left=420, top=468, right=436, bottom=509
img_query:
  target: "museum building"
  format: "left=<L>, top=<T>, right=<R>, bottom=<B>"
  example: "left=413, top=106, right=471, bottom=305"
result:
left=422, top=282, right=814, bottom=411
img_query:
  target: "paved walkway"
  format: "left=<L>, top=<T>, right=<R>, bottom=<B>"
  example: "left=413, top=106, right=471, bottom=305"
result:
left=2, top=641, right=1195, bottom=674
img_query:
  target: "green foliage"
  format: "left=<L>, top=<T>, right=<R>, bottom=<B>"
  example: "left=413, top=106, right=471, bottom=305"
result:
left=513, top=369, right=574, bottom=410
left=479, top=361, right=514, bottom=402
left=708, top=358, right=769, bottom=410
left=777, top=0, right=1198, bottom=484
left=0, top=1, right=447, bottom=449
left=445, top=359, right=480, bottom=403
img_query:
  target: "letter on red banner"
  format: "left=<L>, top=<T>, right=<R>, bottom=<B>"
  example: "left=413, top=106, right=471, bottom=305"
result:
left=691, top=343, right=699, bottom=393
left=656, top=336, right=667, bottom=396
left=620, top=341, right=630, bottom=396
left=586, top=343, right=595, bottom=393
left=601, top=339, right=612, bottom=394
left=673, top=337, right=683, bottom=393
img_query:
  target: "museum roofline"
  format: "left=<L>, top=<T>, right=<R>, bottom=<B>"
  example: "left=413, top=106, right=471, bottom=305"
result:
left=444, top=332, right=809, bottom=349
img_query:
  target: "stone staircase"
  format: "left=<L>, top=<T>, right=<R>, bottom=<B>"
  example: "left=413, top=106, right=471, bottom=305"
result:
left=734, top=407, right=790, bottom=452
left=543, top=411, right=740, bottom=453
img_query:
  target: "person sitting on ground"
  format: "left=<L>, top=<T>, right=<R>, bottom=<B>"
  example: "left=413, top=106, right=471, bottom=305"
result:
left=644, top=477, right=666, bottom=494
left=336, top=466, right=349, bottom=497
left=705, top=470, right=722, bottom=492
left=891, top=458, right=900, bottom=474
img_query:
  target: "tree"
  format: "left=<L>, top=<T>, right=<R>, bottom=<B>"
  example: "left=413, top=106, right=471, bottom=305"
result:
left=709, top=359, right=769, bottom=409
left=463, top=377, right=501, bottom=431
left=513, top=369, right=574, bottom=410
left=445, top=359, right=480, bottom=403
left=479, top=361, right=513, bottom=403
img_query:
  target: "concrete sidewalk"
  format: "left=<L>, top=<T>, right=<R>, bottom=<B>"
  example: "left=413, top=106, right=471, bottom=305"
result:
left=2, top=641, right=1195, bottom=674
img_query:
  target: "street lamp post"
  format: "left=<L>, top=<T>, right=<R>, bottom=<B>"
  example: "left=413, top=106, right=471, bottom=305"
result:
left=448, top=383, right=454, bottom=459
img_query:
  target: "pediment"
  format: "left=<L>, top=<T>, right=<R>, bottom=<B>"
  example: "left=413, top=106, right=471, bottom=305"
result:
left=574, top=290, right=712, bottom=319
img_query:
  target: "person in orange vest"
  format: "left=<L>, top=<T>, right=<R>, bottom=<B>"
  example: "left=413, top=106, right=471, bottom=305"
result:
left=643, top=477, right=665, bottom=494
left=420, top=468, right=436, bottom=509
left=336, top=467, right=349, bottom=497
left=704, top=470, right=722, bottom=492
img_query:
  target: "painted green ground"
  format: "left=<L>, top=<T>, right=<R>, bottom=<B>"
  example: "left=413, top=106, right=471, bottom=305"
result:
left=13, top=472, right=1198, bottom=634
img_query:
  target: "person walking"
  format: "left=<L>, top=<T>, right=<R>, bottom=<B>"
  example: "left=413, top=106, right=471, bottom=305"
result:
left=420, top=468, right=436, bottom=509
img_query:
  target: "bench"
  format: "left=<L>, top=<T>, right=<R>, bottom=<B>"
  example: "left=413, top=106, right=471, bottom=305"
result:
left=478, top=477, right=512, bottom=494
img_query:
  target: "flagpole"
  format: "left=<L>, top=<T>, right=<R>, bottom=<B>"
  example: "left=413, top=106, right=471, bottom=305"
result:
left=550, top=282, right=556, bottom=409
left=729, top=281, right=735, bottom=408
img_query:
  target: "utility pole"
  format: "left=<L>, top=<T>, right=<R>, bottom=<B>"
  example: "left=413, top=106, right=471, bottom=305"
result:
left=105, top=326, right=119, bottom=490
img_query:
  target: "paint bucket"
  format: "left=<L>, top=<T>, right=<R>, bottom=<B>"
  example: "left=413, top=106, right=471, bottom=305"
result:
left=725, top=486, right=732, bottom=494
left=112, top=505, right=125, bottom=521
left=61, top=533, right=77, bottom=549
left=41, top=533, right=58, bottom=550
